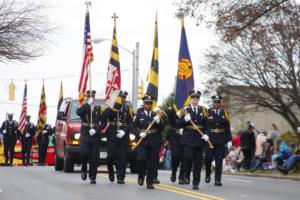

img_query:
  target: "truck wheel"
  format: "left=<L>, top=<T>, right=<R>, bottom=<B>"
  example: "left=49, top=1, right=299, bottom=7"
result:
left=55, top=154, right=64, bottom=171
left=63, top=156, right=74, bottom=173
left=130, top=160, right=137, bottom=174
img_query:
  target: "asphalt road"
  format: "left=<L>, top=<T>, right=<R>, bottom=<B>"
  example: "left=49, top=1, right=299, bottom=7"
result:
left=0, top=166, right=299, bottom=200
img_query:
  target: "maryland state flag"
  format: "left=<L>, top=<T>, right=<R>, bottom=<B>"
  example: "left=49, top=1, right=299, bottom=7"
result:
left=105, top=14, right=121, bottom=101
left=37, top=83, right=47, bottom=135
left=57, top=81, right=63, bottom=111
left=146, top=16, right=159, bottom=108
left=173, top=18, right=194, bottom=111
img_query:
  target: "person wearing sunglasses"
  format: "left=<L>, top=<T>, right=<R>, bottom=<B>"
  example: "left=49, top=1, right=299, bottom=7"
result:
left=204, top=95, right=232, bottom=186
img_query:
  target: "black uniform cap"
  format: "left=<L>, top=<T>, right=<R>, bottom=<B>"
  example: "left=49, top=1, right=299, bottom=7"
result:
left=86, top=90, right=96, bottom=98
left=212, top=95, right=223, bottom=103
left=189, top=89, right=201, bottom=97
left=7, top=113, right=13, bottom=117
left=142, top=95, right=154, bottom=103
left=119, top=90, right=128, bottom=97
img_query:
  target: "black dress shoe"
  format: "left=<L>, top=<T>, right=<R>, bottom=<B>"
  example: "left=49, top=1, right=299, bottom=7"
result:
left=170, top=174, right=176, bottom=183
left=184, top=177, right=190, bottom=185
left=214, top=181, right=223, bottom=186
left=81, top=171, right=87, bottom=181
left=90, top=179, right=96, bottom=184
left=205, top=176, right=211, bottom=183
left=277, top=165, right=288, bottom=175
left=193, top=185, right=199, bottom=190
left=147, top=184, right=155, bottom=189
left=109, top=175, right=115, bottom=182
left=178, top=178, right=185, bottom=185
left=153, top=179, right=160, bottom=184
left=117, top=179, right=125, bottom=184
left=138, top=178, right=144, bottom=186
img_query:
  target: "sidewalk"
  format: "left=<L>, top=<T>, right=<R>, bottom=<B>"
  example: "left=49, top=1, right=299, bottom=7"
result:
left=223, top=170, right=300, bottom=181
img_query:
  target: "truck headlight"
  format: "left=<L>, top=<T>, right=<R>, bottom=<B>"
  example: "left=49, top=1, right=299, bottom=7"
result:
left=74, top=133, right=80, bottom=140
left=129, top=133, right=136, bottom=141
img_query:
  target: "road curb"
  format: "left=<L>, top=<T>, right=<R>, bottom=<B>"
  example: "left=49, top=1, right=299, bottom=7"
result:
left=223, top=171, right=300, bottom=181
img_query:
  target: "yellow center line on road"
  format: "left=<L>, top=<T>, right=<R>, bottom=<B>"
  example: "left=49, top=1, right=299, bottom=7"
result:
left=98, top=173, right=225, bottom=200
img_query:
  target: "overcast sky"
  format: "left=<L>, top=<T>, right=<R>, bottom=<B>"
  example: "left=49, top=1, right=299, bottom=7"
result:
left=0, top=0, right=218, bottom=125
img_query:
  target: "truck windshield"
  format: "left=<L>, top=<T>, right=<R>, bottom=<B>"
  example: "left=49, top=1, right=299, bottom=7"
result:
left=69, top=99, right=105, bottom=122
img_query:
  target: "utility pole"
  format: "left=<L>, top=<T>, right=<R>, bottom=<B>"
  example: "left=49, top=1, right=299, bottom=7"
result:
left=132, top=42, right=139, bottom=111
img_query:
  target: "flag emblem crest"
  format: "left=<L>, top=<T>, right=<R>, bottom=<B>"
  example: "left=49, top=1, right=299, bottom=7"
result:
left=178, top=58, right=192, bottom=80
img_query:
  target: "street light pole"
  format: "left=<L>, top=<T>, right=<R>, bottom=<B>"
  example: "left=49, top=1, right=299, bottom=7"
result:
left=132, top=42, right=139, bottom=111
left=92, top=38, right=139, bottom=111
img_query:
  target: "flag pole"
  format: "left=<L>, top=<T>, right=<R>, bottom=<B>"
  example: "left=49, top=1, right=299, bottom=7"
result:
left=85, top=0, right=93, bottom=127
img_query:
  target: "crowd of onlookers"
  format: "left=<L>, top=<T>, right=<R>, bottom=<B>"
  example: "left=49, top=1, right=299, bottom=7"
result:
left=223, top=122, right=300, bottom=175
left=160, top=122, right=300, bottom=176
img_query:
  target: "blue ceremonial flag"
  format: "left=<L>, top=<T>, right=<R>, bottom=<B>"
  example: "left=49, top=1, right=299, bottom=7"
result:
left=173, top=19, right=194, bottom=111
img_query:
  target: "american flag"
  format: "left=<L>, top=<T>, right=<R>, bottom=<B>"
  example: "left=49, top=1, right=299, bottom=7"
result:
left=105, top=20, right=121, bottom=100
left=78, top=10, right=93, bottom=105
left=18, top=83, right=27, bottom=133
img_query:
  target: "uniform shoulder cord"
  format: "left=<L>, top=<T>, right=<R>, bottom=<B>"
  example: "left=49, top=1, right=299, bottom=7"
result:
left=201, top=106, right=208, bottom=118
left=223, top=109, right=231, bottom=123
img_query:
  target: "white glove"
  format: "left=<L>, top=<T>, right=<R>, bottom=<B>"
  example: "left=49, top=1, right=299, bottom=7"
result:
left=139, top=131, right=147, bottom=138
left=88, top=97, right=94, bottom=105
left=201, top=134, right=209, bottom=141
left=227, top=141, right=232, bottom=148
left=25, top=133, right=30, bottom=138
left=3, top=130, right=7, bottom=134
left=89, top=128, right=96, bottom=136
left=42, top=130, right=47, bottom=134
left=184, top=114, right=191, bottom=122
left=116, top=130, right=125, bottom=139
left=153, top=115, right=160, bottom=124
left=178, top=128, right=183, bottom=135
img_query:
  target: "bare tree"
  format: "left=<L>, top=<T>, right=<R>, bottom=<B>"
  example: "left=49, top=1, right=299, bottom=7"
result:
left=201, top=4, right=300, bottom=131
left=174, top=0, right=294, bottom=41
left=0, top=0, right=53, bottom=63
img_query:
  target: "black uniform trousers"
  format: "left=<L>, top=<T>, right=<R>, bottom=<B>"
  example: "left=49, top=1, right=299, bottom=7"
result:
left=137, top=145, right=160, bottom=185
left=80, top=132, right=99, bottom=180
left=3, top=137, right=16, bottom=164
left=22, top=139, right=32, bottom=164
left=184, top=145, right=203, bottom=186
left=38, top=139, right=49, bottom=165
left=107, top=140, right=128, bottom=180
left=170, top=143, right=185, bottom=179
left=205, top=144, right=226, bottom=182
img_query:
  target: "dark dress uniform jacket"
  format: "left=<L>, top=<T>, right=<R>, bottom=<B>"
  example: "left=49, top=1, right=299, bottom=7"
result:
left=166, top=108, right=181, bottom=145
left=133, top=108, right=164, bottom=147
left=21, top=122, right=36, bottom=143
left=101, top=105, right=133, bottom=143
left=178, top=105, right=207, bottom=147
left=206, top=108, right=231, bottom=145
left=1, top=120, right=19, bottom=142
left=76, top=103, right=102, bottom=141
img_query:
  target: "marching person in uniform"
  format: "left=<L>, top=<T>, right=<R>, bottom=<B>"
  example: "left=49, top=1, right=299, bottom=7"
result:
left=76, top=90, right=102, bottom=184
left=21, top=115, right=36, bottom=166
left=0, top=113, right=19, bottom=166
left=101, top=90, right=133, bottom=184
left=165, top=107, right=185, bottom=184
left=178, top=89, right=209, bottom=190
left=133, top=95, right=164, bottom=189
left=205, top=95, right=232, bottom=186
left=37, top=123, right=53, bottom=166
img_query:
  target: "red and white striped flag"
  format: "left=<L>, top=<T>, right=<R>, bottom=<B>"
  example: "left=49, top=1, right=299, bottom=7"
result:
left=78, top=9, right=93, bottom=105
left=18, top=83, right=27, bottom=133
